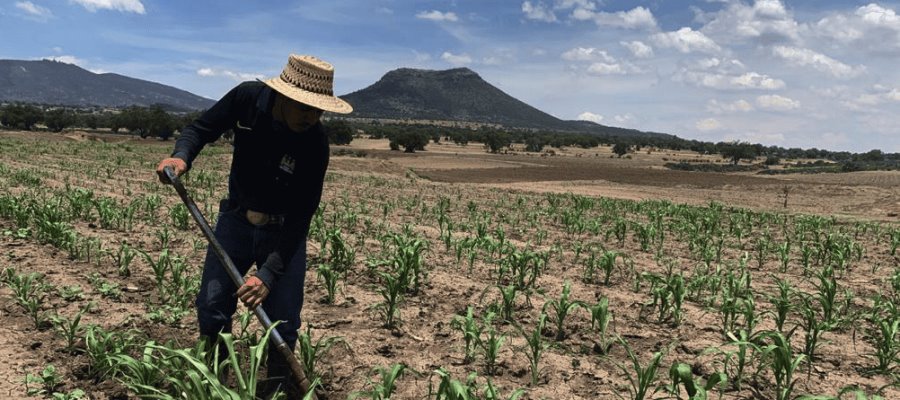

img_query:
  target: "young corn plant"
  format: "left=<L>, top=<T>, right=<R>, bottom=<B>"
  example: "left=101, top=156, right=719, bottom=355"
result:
left=51, top=311, right=84, bottom=353
left=479, top=312, right=505, bottom=376
left=867, top=311, right=900, bottom=374
left=665, top=362, right=726, bottom=400
left=373, top=271, right=404, bottom=329
left=517, top=314, right=549, bottom=386
left=615, top=336, right=664, bottom=400
left=766, top=277, right=795, bottom=333
left=296, top=325, right=350, bottom=383
left=451, top=306, right=486, bottom=364
left=758, top=331, right=806, bottom=400
left=7, top=271, right=50, bottom=328
left=110, top=241, right=137, bottom=277
left=588, top=297, right=613, bottom=354
left=350, top=363, right=409, bottom=400
left=316, top=263, right=342, bottom=304
left=541, top=281, right=585, bottom=341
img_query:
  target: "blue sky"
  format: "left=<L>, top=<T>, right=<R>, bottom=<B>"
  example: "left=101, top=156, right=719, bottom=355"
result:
left=2, top=0, right=899, bottom=153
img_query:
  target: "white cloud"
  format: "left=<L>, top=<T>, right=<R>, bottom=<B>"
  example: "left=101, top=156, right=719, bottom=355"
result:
left=15, top=1, right=52, bottom=19
left=756, top=94, right=800, bottom=111
left=441, top=51, right=472, bottom=66
left=575, top=6, right=658, bottom=29
left=561, top=47, right=614, bottom=62
left=696, top=118, right=722, bottom=131
left=700, top=0, right=801, bottom=44
left=732, top=72, right=785, bottom=90
left=41, top=55, right=85, bottom=66
left=651, top=27, right=721, bottom=54
left=811, top=4, right=900, bottom=53
left=707, top=99, right=754, bottom=113
left=522, top=1, right=557, bottom=22
left=856, top=3, right=900, bottom=29
left=620, top=41, right=653, bottom=58
left=772, top=46, right=864, bottom=79
left=676, top=70, right=785, bottom=90
left=70, top=0, right=145, bottom=14
left=578, top=111, right=604, bottom=123
left=587, top=62, right=627, bottom=75
left=416, top=10, right=458, bottom=22
left=196, top=68, right=264, bottom=82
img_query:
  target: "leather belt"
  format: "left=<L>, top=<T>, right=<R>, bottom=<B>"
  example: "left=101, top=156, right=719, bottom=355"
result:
left=245, top=209, right=286, bottom=226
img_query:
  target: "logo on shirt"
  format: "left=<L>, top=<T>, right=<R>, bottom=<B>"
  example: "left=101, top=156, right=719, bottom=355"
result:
left=279, top=154, right=296, bottom=175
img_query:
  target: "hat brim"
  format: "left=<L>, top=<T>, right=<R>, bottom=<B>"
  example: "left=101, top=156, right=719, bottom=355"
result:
left=262, top=77, right=353, bottom=114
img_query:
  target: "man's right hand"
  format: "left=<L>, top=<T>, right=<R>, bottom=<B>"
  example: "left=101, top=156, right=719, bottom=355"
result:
left=156, top=157, right=187, bottom=184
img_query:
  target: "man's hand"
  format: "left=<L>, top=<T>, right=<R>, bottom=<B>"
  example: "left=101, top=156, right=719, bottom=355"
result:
left=156, top=157, right=187, bottom=184
left=237, top=276, right=270, bottom=309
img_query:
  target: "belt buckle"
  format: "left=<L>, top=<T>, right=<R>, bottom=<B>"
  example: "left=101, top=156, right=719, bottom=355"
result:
left=246, top=210, right=270, bottom=226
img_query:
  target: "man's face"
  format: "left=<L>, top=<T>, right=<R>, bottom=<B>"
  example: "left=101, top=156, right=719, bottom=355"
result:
left=275, top=94, right=323, bottom=133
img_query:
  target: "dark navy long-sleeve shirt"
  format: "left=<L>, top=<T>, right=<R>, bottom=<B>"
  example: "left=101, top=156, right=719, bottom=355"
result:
left=171, top=81, right=329, bottom=288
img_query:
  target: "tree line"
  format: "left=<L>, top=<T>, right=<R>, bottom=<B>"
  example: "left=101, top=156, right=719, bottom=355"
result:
left=1, top=103, right=897, bottom=169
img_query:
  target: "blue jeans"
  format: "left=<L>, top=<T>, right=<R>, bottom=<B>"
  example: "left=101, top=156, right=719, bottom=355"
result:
left=195, top=203, right=307, bottom=370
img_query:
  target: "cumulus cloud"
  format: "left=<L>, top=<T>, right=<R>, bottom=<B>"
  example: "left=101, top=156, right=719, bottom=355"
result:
left=700, top=0, right=800, bottom=44
left=42, top=55, right=85, bottom=65
left=842, top=85, right=900, bottom=109
left=573, top=6, right=657, bottom=29
left=196, top=68, right=264, bottom=82
left=756, top=94, right=800, bottom=111
left=651, top=27, right=721, bottom=54
left=812, top=4, right=900, bottom=54
left=620, top=41, right=653, bottom=58
left=70, top=0, right=145, bottom=14
left=772, top=46, right=864, bottom=78
left=416, top=10, right=458, bottom=22
left=441, top=51, right=472, bottom=65
left=696, top=118, right=722, bottom=131
left=707, top=99, right=754, bottom=114
left=676, top=70, right=785, bottom=90
left=561, top=47, right=614, bottom=62
left=15, top=1, right=52, bottom=20
left=587, top=62, right=627, bottom=75
left=856, top=3, right=900, bottom=29
left=578, top=112, right=604, bottom=123
left=522, top=1, right=557, bottom=22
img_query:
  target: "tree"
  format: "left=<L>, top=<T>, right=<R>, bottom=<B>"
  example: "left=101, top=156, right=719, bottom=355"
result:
left=719, top=142, right=757, bottom=165
left=612, top=142, right=630, bottom=158
left=524, top=135, right=545, bottom=152
left=44, top=109, right=77, bottom=132
left=0, top=104, right=43, bottom=130
left=324, top=119, right=354, bottom=145
left=481, top=130, right=511, bottom=154
left=390, top=130, right=429, bottom=153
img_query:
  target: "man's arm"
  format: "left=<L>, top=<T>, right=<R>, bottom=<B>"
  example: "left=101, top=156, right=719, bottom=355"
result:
left=170, top=84, right=249, bottom=170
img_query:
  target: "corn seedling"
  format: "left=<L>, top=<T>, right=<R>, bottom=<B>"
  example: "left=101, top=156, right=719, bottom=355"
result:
left=756, top=331, right=805, bottom=400
left=296, top=325, right=350, bottom=382
left=665, top=362, right=726, bottom=400
left=373, top=271, right=404, bottom=328
left=451, top=306, right=486, bottom=364
left=541, top=281, right=585, bottom=340
left=58, top=284, right=84, bottom=302
left=588, top=297, right=614, bottom=354
left=316, top=263, right=342, bottom=304
left=517, top=314, right=549, bottom=386
left=479, top=312, right=504, bottom=376
left=51, top=311, right=83, bottom=353
left=615, top=336, right=664, bottom=400
left=350, top=363, right=409, bottom=400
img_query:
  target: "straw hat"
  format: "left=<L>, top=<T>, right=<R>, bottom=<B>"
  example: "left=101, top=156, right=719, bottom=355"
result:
left=262, top=54, right=353, bottom=114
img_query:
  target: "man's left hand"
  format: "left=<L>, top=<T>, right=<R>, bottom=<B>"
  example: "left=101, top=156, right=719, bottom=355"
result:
left=237, top=276, right=270, bottom=309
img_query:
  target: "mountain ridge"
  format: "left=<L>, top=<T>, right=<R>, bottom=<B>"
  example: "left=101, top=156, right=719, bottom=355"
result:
left=0, top=59, right=215, bottom=111
left=341, top=66, right=672, bottom=139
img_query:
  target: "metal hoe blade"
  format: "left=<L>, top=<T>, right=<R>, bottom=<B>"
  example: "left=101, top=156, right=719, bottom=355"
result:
left=163, top=166, right=318, bottom=399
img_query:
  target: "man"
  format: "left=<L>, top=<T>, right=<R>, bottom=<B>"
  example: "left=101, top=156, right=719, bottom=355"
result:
left=155, top=54, right=352, bottom=394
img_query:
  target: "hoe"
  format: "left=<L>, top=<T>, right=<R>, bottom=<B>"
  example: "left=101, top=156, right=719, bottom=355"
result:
left=163, top=166, right=317, bottom=399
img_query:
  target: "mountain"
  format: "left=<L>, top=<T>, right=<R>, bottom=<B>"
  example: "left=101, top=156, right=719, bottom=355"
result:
left=0, top=59, right=215, bottom=111
left=341, top=67, right=671, bottom=138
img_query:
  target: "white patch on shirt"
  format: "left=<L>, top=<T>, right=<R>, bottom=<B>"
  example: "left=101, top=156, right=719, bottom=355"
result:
left=279, top=154, right=296, bottom=174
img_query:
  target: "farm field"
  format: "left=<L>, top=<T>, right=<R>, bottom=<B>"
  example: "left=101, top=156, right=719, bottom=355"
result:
left=0, top=130, right=899, bottom=399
